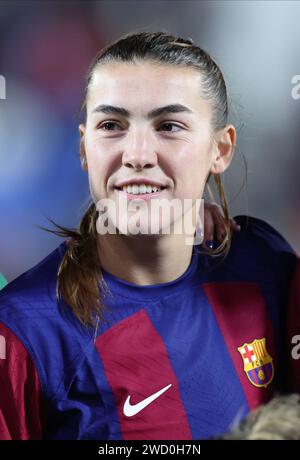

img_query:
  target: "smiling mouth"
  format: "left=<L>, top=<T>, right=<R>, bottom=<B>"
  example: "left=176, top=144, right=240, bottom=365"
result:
left=114, top=186, right=167, bottom=194
left=114, top=186, right=167, bottom=200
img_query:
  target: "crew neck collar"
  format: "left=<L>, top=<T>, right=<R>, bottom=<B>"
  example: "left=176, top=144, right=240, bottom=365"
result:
left=100, top=245, right=201, bottom=301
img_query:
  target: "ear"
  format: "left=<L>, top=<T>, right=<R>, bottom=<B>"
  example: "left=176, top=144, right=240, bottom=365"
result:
left=79, top=123, right=88, bottom=172
left=210, top=124, right=236, bottom=174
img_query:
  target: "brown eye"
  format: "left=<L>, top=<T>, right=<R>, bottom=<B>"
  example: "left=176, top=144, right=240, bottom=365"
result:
left=99, top=121, right=122, bottom=131
left=159, top=123, right=181, bottom=132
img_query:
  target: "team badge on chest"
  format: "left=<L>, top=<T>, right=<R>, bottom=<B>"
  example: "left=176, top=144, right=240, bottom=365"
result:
left=237, top=338, right=274, bottom=388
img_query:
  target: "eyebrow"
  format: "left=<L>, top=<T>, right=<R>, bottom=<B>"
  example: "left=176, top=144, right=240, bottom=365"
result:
left=91, top=103, right=193, bottom=119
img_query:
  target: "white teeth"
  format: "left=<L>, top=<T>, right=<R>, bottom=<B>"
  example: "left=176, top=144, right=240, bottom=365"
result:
left=121, top=183, right=162, bottom=194
left=139, top=185, right=147, bottom=194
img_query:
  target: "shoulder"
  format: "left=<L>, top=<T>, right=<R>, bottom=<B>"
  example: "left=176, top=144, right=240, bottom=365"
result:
left=233, top=215, right=296, bottom=256
left=0, top=241, right=67, bottom=315
left=0, top=241, right=69, bottom=356
left=210, top=215, right=297, bottom=283
left=0, top=241, right=75, bottom=359
left=288, top=257, right=300, bottom=304
left=0, top=241, right=93, bottom=398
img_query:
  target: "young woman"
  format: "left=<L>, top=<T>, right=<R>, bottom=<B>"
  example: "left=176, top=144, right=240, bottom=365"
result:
left=0, top=31, right=297, bottom=440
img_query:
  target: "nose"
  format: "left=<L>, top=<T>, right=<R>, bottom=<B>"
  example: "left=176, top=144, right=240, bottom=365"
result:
left=122, top=127, right=158, bottom=170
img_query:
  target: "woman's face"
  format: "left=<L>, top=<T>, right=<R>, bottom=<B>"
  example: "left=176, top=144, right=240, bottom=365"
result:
left=79, top=61, right=235, bottom=237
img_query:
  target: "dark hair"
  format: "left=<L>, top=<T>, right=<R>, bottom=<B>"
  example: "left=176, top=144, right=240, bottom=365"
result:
left=50, top=30, right=233, bottom=327
left=81, top=32, right=228, bottom=132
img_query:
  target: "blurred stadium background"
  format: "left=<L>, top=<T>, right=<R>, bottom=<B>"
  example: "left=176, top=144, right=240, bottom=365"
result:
left=0, top=0, right=300, bottom=283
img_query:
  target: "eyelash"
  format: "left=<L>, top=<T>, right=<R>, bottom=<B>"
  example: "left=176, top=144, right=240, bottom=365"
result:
left=97, top=121, right=182, bottom=133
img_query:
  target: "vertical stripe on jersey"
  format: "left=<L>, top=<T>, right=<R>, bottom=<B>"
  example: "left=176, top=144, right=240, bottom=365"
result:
left=202, top=282, right=276, bottom=410
left=0, top=322, right=43, bottom=439
left=95, top=309, right=192, bottom=440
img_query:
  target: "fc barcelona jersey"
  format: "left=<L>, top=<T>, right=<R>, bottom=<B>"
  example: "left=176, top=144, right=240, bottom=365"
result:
left=0, top=216, right=297, bottom=440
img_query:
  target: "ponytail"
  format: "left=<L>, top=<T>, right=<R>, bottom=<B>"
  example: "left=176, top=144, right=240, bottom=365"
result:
left=42, top=203, right=111, bottom=327
left=205, top=173, right=232, bottom=257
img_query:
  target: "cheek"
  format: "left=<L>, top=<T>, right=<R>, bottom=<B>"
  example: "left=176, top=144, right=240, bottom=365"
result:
left=171, top=145, right=212, bottom=198
left=85, top=141, right=110, bottom=199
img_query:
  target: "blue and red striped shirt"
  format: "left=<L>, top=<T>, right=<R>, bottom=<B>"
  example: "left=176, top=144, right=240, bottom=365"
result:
left=0, top=216, right=297, bottom=439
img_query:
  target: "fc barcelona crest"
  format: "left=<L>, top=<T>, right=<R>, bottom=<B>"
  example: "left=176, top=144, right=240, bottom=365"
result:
left=237, top=338, right=274, bottom=388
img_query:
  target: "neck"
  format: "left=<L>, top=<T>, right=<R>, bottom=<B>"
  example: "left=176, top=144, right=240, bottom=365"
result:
left=97, top=233, right=194, bottom=285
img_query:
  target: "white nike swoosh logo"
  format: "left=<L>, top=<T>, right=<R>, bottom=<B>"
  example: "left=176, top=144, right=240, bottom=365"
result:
left=123, top=383, right=172, bottom=417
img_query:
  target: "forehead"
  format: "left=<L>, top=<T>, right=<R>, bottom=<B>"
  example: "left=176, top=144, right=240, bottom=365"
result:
left=87, top=61, right=211, bottom=118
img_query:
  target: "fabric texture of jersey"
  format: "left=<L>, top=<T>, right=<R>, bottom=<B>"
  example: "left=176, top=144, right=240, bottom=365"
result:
left=286, top=257, right=300, bottom=393
left=0, top=216, right=297, bottom=440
